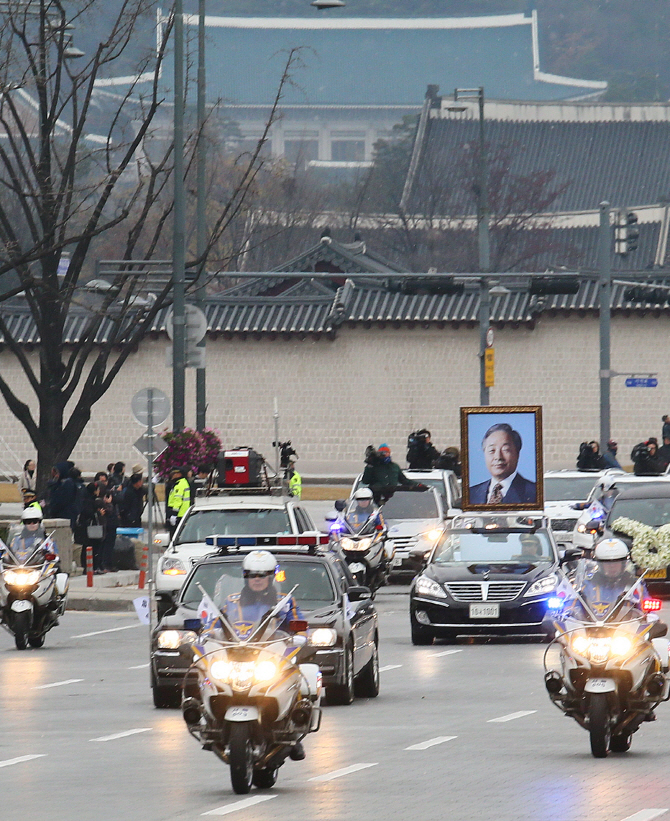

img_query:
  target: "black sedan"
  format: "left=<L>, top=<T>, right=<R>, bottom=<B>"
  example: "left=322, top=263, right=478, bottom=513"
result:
left=410, top=520, right=562, bottom=644
left=151, top=547, right=379, bottom=708
left=603, top=483, right=670, bottom=594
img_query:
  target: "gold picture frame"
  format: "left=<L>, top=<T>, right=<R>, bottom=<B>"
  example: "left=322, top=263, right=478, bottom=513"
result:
left=460, top=405, right=544, bottom=511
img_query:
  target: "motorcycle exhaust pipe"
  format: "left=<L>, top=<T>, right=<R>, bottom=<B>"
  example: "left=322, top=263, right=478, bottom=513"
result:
left=647, top=673, right=666, bottom=698
left=544, top=671, right=564, bottom=695
left=182, top=697, right=203, bottom=727
left=291, top=700, right=312, bottom=728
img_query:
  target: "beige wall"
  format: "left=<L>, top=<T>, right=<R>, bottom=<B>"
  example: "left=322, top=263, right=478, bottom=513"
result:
left=0, top=314, right=669, bottom=475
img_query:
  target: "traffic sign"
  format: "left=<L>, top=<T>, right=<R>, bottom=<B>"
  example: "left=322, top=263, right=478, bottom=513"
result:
left=484, top=347, right=495, bottom=388
left=486, top=327, right=494, bottom=348
left=131, top=387, right=171, bottom=428
left=165, top=304, right=207, bottom=344
left=165, top=345, right=206, bottom=369
left=133, top=433, right=168, bottom=460
left=625, top=377, right=658, bottom=388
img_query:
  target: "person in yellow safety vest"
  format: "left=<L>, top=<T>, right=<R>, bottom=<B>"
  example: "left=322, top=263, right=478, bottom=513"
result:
left=167, top=467, right=191, bottom=536
left=22, top=489, right=43, bottom=517
left=287, top=454, right=302, bottom=499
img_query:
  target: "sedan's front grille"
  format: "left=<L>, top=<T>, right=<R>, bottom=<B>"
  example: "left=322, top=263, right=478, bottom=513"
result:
left=550, top=518, right=578, bottom=533
left=391, top=536, right=416, bottom=552
left=445, top=581, right=526, bottom=602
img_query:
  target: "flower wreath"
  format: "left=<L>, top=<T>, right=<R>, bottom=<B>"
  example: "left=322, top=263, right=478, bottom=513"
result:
left=611, top=516, right=670, bottom=570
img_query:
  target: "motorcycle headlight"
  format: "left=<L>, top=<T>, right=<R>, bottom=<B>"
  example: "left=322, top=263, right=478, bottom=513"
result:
left=524, top=574, right=558, bottom=597
left=310, top=627, right=338, bottom=647
left=210, top=660, right=256, bottom=691
left=572, top=636, right=612, bottom=664
left=414, top=576, right=447, bottom=599
left=161, top=558, right=186, bottom=576
left=611, top=636, right=632, bottom=657
left=571, top=635, right=590, bottom=656
left=4, top=569, right=40, bottom=586
left=156, top=630, right=197, bottom=649
left=254, top=660, right=278, bottom=683
left=341, top=537, right=372, bottom=551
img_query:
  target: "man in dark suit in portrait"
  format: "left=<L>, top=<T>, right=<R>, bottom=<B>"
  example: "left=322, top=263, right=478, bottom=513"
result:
left=469, top=423, right=537, bottom=505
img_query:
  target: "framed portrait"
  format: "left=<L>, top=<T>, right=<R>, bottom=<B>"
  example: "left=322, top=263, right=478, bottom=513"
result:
left=460, top=406, right=543, bottom=511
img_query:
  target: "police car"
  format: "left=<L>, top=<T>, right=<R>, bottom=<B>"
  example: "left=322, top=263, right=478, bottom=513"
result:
left=150, top=534, right=379, bottom=708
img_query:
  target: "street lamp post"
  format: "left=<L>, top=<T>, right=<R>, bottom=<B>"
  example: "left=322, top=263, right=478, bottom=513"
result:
left=172, top=0, right=186, bottom=431
left=598, top=201, right=612, bottom=447
left=449, top=87, right=490, bottom=405
left=195, top=0, right=207, bottom=431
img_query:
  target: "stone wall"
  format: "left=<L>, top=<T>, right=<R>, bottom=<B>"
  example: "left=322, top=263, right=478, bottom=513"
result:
left=0, top=313, right=669, bottom=475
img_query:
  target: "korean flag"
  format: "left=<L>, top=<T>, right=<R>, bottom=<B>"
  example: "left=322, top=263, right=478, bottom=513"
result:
left=197, top=590, right=219, bottom=627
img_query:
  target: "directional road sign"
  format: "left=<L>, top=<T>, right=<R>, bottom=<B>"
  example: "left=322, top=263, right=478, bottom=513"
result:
left=131, top=387, right=171, bottom=428
left=625, top=377, right=658, bottom=388
left=165, top=304, right=207, bottom=344
left=133, top=433, right=168, bottom=460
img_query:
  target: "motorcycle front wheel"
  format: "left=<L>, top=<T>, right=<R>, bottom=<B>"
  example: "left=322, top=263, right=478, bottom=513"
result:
left=13, top=611, right=30, bottom=650
left=588, top=693, right=611, bottom=758
left=229, top=723, right=254, bottom=794
left=28, top=633, right=45, bottom=648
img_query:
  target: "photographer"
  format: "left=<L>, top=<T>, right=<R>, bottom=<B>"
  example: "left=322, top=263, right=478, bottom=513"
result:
left=406, top=429, right=440, bottom=470
left=632, top=439, right=665, bottom=476
left=362, top=444, right=420, bottom=504
left=435, top=446, right=462, bottom=478
left=576, top=440, right=606, bottom=471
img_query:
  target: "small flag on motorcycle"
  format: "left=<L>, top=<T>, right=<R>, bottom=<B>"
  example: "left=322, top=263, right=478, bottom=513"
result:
left=197, top=590, right=219, bottom=627
left=133, top=595, right=150, bottom=625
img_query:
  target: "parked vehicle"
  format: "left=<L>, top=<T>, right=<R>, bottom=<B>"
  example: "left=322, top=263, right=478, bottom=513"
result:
left=543, top=469, right=618, bottom=548
left=544, top=560, right=670, bottom=757
left=182, top=590, right=323, bottom=793
left=151, top=536, right=378, bottom=708
left=0, top=523, right=68, bottom=650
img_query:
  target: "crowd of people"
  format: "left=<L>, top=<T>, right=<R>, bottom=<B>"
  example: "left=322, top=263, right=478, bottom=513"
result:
left=577, top=416, right=670, bottom=476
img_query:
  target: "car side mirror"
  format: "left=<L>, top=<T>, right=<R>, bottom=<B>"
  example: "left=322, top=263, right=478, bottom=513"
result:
left=585, top=519, right=604, bottom=534
left=334, top=499, right=347, bottom=512
left=560, top=547, right=583, bottom=565
left=325, top=511, right=338, bottom=523
left=649, top=620, right=668, bottom=639
left=154, top=531, right=170, bottom=548
left=347, top=585, right=372, bottom=602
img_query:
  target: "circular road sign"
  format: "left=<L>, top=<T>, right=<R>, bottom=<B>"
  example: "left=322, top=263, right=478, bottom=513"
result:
left=131, top=387, right=170, bottom=428
left=165, top=304, right=208, bottom=344
left=486, top=327, right=494, bottom=348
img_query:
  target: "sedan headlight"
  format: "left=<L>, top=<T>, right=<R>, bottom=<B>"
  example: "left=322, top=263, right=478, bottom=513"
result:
left=414, top=576, right=447, bottom=599
left=524, top=574, right=558, bottom=597
left=418, top=528, right=442, bottom=544
left=310, top=627, right=338, bottom=647
left=156, top=629, right=198, bottom=649
left=4, top=569, right=40, bottom=586
left=161, top=558, right=186, bottom=576
left=341, top=537, right=372, bottom=551
left=576, top=524, right=587, bottom=533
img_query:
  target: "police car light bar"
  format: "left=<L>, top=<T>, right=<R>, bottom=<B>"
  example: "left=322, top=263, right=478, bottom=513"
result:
left=205, top=534, right=330, bottom=549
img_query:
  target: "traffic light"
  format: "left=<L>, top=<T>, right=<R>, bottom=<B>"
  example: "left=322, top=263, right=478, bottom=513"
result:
left=528, top=276, right=580, bottom=296
left=386, top=277, right=464, bottom=296
left=623, top=285, right=670, bottom=305
left=615, top=209, right=639, bottom=256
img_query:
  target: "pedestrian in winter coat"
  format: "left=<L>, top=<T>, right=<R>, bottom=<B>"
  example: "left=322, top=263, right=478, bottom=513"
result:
left=46, top=461, right=78, bottom=523
left=100, top=491, right=119, bottom=572
left=362, top=444, right=417, bottom=504
left=18, top=459, right=36, bottom=497
left=74, top=483, right=103, bottom=571
left=119, top=474, right=146, bottom=528
left=602, top=440, right=622, bottom=470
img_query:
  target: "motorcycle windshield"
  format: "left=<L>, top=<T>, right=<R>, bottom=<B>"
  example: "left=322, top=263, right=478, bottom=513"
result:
left=5, top=525, right=46, bottom=564
left=344, top=501, right=379, bottom=533
left=570, top=559, right=643, bottom=622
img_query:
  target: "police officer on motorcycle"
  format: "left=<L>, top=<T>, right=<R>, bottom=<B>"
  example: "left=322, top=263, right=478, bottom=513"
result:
left=578, top=538, right=647, bottom=619
left=8, top=507, right=55, bottom=564
left=346, top=488, right=384, bottom=532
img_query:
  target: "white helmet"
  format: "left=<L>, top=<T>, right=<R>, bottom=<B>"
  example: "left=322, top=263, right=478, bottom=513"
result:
left=354, top=488, right=374, bottom=502
left=242, top=550, right=276, bottom=576
left=21, top=507, right=42, bottom=523
left=594, top=538, right=629, bottom=562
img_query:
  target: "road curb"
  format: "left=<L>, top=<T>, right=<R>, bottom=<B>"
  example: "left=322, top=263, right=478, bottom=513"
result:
left=66, top=596, right=137, bottom=612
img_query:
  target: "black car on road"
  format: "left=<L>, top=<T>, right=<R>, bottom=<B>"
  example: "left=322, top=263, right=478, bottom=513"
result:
left=151, top=542, right=379, bottom=708
left=410, top=516, right=562, bottom=644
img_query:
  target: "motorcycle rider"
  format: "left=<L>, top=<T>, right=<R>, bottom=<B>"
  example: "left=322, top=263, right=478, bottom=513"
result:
left=7, top=507, right=56, bottom=564
left=219, top=550, right=306, bottom=760
left=575, top=539, right=646, bottom=620
left=345, top=487, right=384, bottom=532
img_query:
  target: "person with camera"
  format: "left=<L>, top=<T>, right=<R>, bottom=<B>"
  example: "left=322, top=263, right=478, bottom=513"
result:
left=362, top=444, right=421, bottom=504
left=631, top=439, right=665, bottom=476
left=576, top=441, right=606, bottom=471
left=406, top=429, right=440, bottom=470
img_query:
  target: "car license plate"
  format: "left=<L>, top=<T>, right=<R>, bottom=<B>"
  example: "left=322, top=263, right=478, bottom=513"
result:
left=469, top=603, right=499, bottom=619
left=392, top=556, right=403, bottom=567
left=647, top=568, right=667, bottom=579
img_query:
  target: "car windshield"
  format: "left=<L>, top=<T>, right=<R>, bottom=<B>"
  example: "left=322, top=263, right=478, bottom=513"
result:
left=608, top=497, right=670, bottom=528
left=382, top=492, right=439, bottom=520
left=181, top=559, right=337, bottom=611
left=544, top=476, right=599, bottom=502
left=432, top=530, right=554, bottom=565
left=176, top=508, right=292, bottom=545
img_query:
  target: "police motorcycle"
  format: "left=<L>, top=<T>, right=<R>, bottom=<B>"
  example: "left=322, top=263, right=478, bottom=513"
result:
left=182, top=553, right=322, bottom=794
left=543, top=539, right=670, bottom=757
left=0, top=508, right=69, bottom=650
left=327, top=488, right=391, bottom=593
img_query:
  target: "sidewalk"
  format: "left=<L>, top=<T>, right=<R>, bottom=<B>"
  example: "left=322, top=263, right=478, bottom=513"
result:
left=67, top=570, right=145, bottom=612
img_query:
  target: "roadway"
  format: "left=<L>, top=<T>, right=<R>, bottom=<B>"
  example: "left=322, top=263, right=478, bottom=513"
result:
left=2, top=598, right=670, bottom=821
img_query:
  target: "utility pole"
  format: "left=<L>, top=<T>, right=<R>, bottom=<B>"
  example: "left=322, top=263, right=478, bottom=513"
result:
left=172, top=0, right=186, bottom=431
left=195, top=0, right=207, bottom=431
left=599, top=201, right=612, bottom=447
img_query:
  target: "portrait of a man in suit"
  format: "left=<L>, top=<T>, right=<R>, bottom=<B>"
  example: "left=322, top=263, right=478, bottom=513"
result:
left=468, top=422, right=537, bottom=506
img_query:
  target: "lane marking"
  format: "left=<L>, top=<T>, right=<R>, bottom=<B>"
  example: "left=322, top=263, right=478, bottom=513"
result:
left=379, top=664, right=402, bottom=672
left=429, top=649, right=463, bottom=657
left=488, top=710, right=537, bottom=723
left=309, top=762, right=378, bottom=782
left=71, top=624, right=140, bottom=639
left=405, top=736, right=457, bottom=750
left=128, top=663, right=149, bottom=669
left=90, top=728, right=152, bottom=742
left=0, top=754, right=46, bottom=768
left=33, top=679, right=83, bottom=690
left=202, top=795, right=278, bottom=816
left=621, top=812, right=668, bottom=821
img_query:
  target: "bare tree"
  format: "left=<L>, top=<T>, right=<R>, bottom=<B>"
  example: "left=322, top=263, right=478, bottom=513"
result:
left=0, top=0, right=296, bottom=488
